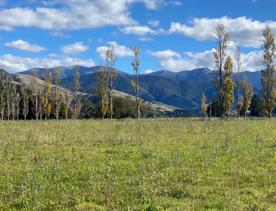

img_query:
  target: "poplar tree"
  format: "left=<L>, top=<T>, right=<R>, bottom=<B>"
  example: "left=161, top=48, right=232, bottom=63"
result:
left=64, top=95, right=71, bottom=120
left=54, top=67, right=62, bottom=120
left=261, top=25, right=276, bottom=117
left=5, top=76, right=11, bottom=120
left=240, top=80, right=254, bottom=118
left=131, top=47, right=141, bottom=119
left=213, top=24, right=229, bottom=117
left=105, top=46, right=116, bottom=119
left=97, top=72, right=108, bottom=119
left=10, top=83, right=17, bottom=120
left=32, top=69, right=40, bottom=120
left=14, top=92, right=20, bottom=120
left=201, top=94, right=208, bottom=117
left=72, top=65, right=81, bottom=119
left=0, top=71, right=6, bottom=121
left=235, top=45, right=242, bottom=117
left=223, top=56, right=235, bottom=116
left=42, top=70, right=52, bottom=120
left=21, top=86, right=29, bottom=120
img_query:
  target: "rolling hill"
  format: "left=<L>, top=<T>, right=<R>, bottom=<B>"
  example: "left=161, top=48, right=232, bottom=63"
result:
left=20, top=66, right=263, bottom=113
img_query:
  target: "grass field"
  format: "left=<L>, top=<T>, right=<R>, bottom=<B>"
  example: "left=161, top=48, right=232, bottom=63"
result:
left=0, top=119, right=275, bottom=210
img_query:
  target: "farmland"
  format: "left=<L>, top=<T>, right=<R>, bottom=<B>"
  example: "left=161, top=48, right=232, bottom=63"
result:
left=0, top=119, right=275, bottom=210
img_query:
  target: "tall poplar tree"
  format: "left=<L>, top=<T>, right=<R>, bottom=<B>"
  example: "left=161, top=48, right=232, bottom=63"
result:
left=223, top=56, right=235, bottom=116
left=261, top=25, right=276, bottom=117
left=213, top=24, right=229, bottom=117
left=131, top=47, right=141, bottom=119
left=105, top=46, right=116, bottom=119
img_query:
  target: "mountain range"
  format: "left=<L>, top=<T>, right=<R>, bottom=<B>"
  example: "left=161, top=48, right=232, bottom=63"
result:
left=20, top=66, right=262, bottom=113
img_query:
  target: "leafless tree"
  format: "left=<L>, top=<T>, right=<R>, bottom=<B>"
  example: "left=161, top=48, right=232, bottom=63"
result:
left=72, top=65, right=81, bottom=119
left=131, top=46, right=141, bottom=119
left=21, top=86, right=29, bottom=120
left=235, top=45, right=242, bottom=117
left=105, top=46, right=117, bottom=119
left=54, top=67, right=62, bottom=120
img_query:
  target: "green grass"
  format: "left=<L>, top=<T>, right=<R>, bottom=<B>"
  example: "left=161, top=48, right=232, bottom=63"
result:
left=0, top=119, right=275, bottom=210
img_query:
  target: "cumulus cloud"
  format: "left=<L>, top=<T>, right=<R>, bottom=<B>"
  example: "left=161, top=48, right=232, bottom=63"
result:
left=148, top=20, right=160, bottom=28
left=0, top=54, right=95, bottom=72
left=120, top=25, right=156, bottom=36
left=0, top=0, right=163, bottom=31
left=150, top=47, right=263, bottom=72
left=62, top=42, right=89, bottom=55
left=169, top=16, right=276, bottom=48
left=96, top=41, right=133, bottom=59
left=149, top=49, right=181, bottom=60
left=5, top=39, right=46, bottom=52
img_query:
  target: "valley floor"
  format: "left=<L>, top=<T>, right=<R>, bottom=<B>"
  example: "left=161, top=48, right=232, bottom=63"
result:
left=0, top=119, right=275, bottom=210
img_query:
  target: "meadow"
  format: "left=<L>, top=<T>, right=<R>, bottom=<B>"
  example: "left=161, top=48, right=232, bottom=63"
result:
left=0, top=119, right=275, bottom=210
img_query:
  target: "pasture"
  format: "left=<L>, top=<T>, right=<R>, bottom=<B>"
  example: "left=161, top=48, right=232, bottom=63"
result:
left=0, top=119, right=275, bottom=210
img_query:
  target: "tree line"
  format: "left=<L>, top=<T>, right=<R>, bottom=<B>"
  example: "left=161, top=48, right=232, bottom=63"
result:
left=201, top=24, right=275, bottom=118
left=0, top=46, right=145, bottom=121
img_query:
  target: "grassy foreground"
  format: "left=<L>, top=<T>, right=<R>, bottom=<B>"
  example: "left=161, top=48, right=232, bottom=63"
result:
left=0, top=119, right=275, bottom=210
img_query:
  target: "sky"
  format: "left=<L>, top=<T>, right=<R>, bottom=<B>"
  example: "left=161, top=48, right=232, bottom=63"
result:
left=0, top=0, right=275, bottom=73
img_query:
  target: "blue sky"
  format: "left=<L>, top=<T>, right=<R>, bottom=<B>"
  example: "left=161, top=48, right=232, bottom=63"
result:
left=0, top=0, right=275, bottom=73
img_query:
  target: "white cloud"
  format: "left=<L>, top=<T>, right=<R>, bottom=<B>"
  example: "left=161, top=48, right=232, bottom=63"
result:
left=5, top=39, right=46, bottom=52
left=169, top=16, right=276, bottom=48
left=150, top=47, right=263, bottom=72
left=148, top=20, right=160, bottom=27
left=0, top=54, right=95, bottom=72
left=120, top=25, right=156, bottom=36
left=96, top=41, right=133, bottom=59
left=0, top=0, right=163, bottom=31
left=149, top=49, right=181, bottom=60
left=62, top=42, right=89, bottom=55
left=144, top=68, right=153, bottom=74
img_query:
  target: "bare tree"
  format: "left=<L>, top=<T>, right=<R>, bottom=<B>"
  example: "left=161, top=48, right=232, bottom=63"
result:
left=240, top=80, right=254, bottom=118
left=201, top=94, right=208, bottom=118
left=21, top=86, right=29, bottom=120
left=105, top=46, right=117, bottom=119
left=38, top=91, right=43, bottom=120
left=14, top=92, right=20, bottom=120
left=235, top=45, right=242, bottom=117
left=213, top=24, right=229, bottom=117
left=5, top=75, right=12, bottom=120
left=10, top=83, right=17, bottom=120
left=64, top=95, right=72, bottom=120
left=32, top=69, right=40, bottom=121
left=131, top=47, right=141, bottom=119
left=72, top=65, right=81, bottom=119
left=42, top=70, right=52, bottom=120
left=0, top=71, right=6, bottom=121
left=54, top=67, right=62, bottom=120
